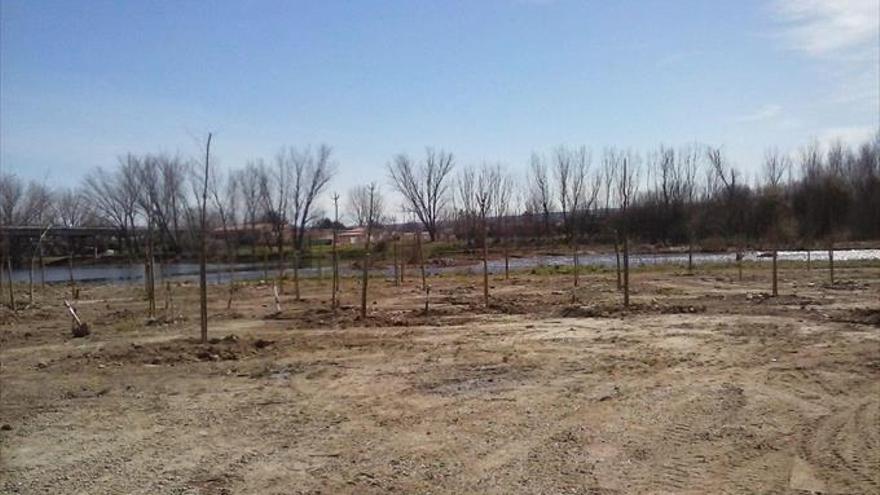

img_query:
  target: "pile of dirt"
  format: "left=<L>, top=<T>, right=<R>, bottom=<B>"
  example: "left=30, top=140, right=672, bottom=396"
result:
left=743, top=293, right=822, bottom=306
left=840, top=307, right=880, bottom=327
left=286, top=305, right=476, bottom=329
left=559, top=302, right=706, bottom=318
left=824, top=280, right=870, bottom=291
left=75, top=335, right=277, bottom=366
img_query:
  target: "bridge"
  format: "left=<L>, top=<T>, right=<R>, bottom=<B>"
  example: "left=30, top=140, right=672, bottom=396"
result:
left=0, top=225, right=123, bottom=239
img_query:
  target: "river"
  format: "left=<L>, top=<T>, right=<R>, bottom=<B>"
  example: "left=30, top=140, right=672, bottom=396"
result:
left=7, top=248, right=879, bottom=285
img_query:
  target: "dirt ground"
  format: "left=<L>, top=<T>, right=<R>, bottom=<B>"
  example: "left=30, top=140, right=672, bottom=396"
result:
left=1, top=261, right=878, bottom=494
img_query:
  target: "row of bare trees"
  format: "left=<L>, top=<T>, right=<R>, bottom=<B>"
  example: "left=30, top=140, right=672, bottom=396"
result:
left=1, top=133, right=877, bottom=315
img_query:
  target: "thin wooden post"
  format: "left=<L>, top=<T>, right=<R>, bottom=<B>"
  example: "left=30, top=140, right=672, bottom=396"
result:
left=68, top=243, right=77, bottom=300
left=828, top=242, right=834, bottom=285
left=6, top=256, right=15, bottom=310
left=771, top=249, right=778, bottom=297
left=198, top=132, right=212, bottom=344
left=392, top=241, right=399, bottom=287
left=417, top=230, right=426, bottom=292
left=28, top=253, right=34, bottom=306
left=424, top=285, right=431, bottom=314
left=687, top=235, right=694, bottom=274
left=399, top=241, right=406, bottom=283
left=38, top=243, right=45, bottom=288
left=331, top=193, right=340, bottom=311
left=165, top=281, right=173, bottom=321
left=293, top=247, right=301, bottom=301
left=482, top=218, right=489, bottom=307
left=736, top=245, right=743, bottom=282
left=360, top=234, right=371, bottom=319
left=623, top=234, right=630, bottom=307
left=614, top=230, right=622, bottom=291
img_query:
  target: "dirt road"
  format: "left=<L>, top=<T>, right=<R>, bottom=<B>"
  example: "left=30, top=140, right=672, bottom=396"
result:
left=2, top=263, right=878, bottom=493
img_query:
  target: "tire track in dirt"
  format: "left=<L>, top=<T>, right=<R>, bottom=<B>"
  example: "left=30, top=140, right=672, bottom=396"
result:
left=625, top=383, right=782, bottom=493
left=797, top=397, right=880, bottom=493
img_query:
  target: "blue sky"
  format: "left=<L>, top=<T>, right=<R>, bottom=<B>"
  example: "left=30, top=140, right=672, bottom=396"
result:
left=1, top=0, right=878, bottom=197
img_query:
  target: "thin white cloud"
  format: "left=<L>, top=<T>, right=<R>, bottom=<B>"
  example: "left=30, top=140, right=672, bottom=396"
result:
left=770, top=0, right=879, bottom=111
left=737, top=104, right=783, bottom=123
left=816, top=125, right=877, bottom=146
left=772, top=0, right=879, bottom=57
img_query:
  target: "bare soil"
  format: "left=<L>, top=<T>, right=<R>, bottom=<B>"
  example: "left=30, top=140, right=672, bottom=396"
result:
left=1, top=263, right=878, bottom=494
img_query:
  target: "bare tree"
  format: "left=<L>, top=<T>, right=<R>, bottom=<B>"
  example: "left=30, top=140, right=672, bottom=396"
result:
left=198, top=133, right=213, bottom=344
left=387, top=148, right=454, bottom=242
left=20, top=181, right=55, bottom=303
left=209, top=167, right=240, bottom=310
left=763, top=147, right=793, bottom=296
left=257, top=154, right=291, bottom=293
left=55, top=187, right=94, bottom=298
left=236, top=163, right=262, bottom=259
left=0, top=173, right=24, bottom=226
left=763, top=147, right=791, bottom=190
left=349, top=183, right=384, bottom=319
left=455, top=166, right=478, bottom=246
left=0, top=174, right=25, bottom=309
left=553, top=146, right=594, bottom=293
left=127, top=155, right=160, bottom=317
left=131, top=154, right=192, bottom=255
left=679, top=144, right=700, bottom=273
left=602, top=148, right=624, bottom=290
left=528, top=153, right=554, bottom=237
left=83, top=161, right=139, bottom=259
left=618, top=151, right=640, bottom=307
left=492, top=168, right=515, bottom=279
left=707, top=146, right=744, bottom=280
left=553, top=147, right=573, bottom=236
left=287, top=145, right=335, bottom=300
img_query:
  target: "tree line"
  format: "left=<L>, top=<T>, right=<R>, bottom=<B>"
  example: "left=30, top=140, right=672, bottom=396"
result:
left=1, top=133, right=877, bottom=260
